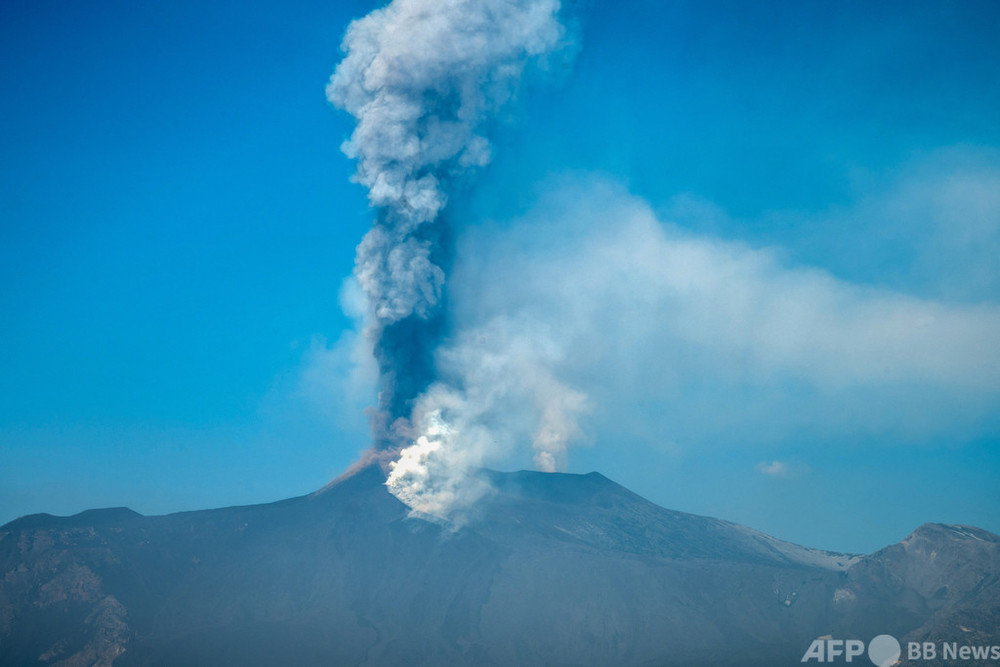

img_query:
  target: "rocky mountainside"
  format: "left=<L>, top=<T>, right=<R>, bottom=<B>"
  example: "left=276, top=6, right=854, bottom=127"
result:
left=1, top=466, right=997, bottom=666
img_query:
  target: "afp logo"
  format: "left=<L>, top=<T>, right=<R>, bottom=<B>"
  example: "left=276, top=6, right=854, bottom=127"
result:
left=801, top=635, right=901, bottom=667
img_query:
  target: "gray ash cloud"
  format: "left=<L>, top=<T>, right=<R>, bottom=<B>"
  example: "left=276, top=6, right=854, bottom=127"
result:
left=327, top=0, right=568, bottom=450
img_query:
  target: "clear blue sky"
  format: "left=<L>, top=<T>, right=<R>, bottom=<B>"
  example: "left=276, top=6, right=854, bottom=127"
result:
left=2, top=0, right=998, bottom=554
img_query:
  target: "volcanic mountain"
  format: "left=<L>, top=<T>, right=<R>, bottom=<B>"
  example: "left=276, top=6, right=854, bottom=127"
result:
left=1, top=466, right=998, bottom=666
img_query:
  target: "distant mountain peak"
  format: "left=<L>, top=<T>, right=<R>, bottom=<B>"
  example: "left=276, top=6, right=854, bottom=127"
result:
left=905, top=522, right=1000, bottom=544
left=2, top=506, right=142, bottom=531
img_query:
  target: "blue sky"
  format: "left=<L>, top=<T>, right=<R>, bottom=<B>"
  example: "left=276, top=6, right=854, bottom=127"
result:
left=2, top=0, right=998, bottom=554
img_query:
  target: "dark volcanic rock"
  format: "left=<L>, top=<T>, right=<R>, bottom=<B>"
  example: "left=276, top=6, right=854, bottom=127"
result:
left=1, top=467, right=997, bottom=666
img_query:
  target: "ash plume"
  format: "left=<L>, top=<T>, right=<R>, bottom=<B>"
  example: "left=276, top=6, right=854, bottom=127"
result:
left=327, top=0, right=574, bottom=477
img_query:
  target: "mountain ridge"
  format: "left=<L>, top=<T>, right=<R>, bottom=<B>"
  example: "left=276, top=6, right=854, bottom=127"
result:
left=2, top=466, right=997, bottom=666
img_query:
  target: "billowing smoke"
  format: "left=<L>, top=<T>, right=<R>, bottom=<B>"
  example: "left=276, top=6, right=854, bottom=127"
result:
left=385, top=316, right=589, bottom=521
left=328, top=0, right=578, bottom=515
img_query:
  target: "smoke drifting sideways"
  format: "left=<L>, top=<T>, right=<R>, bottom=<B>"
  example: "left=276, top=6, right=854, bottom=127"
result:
left=327, top=0, right=580, bottom=519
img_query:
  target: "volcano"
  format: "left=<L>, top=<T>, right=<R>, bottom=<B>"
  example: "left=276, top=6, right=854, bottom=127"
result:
left=2, top=466, right=998, bottom=666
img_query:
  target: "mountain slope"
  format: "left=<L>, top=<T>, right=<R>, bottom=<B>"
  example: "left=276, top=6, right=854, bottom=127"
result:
left=1, top=466, right=996, bottom=666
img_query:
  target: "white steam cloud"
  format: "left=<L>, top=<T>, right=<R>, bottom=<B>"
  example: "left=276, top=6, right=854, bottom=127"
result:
left=385, top=317, right=588, bottom=519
